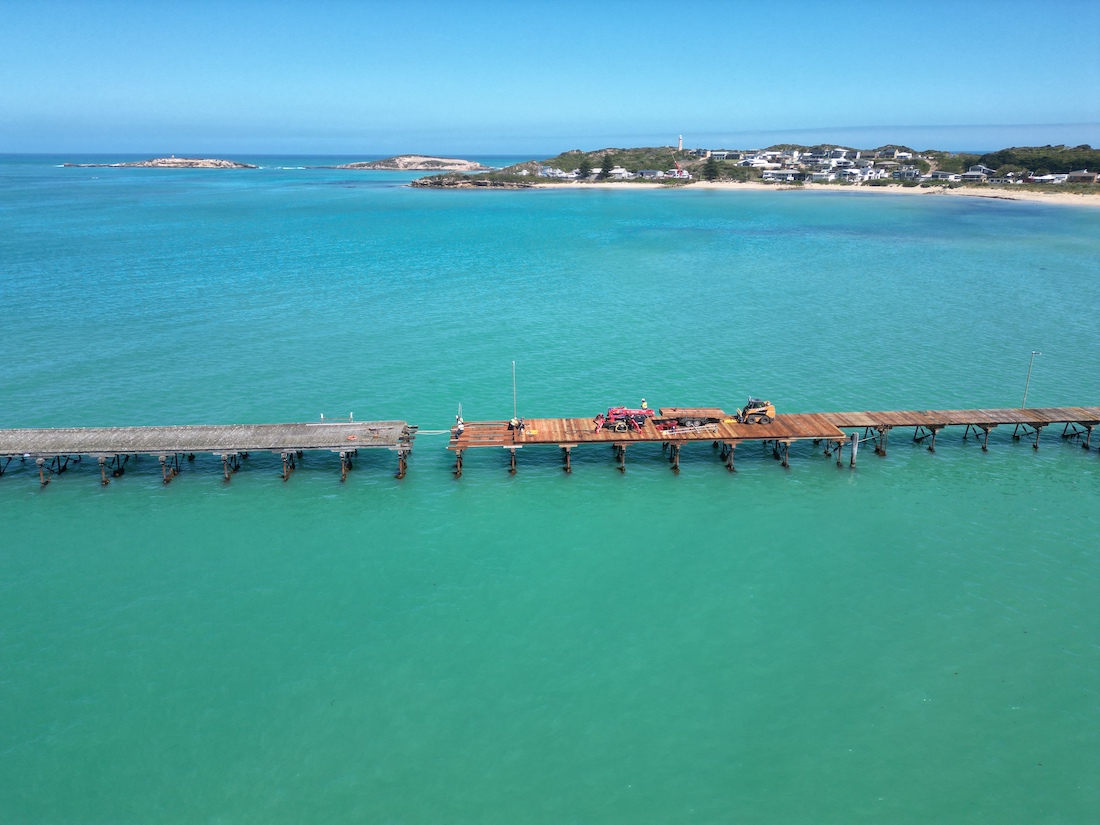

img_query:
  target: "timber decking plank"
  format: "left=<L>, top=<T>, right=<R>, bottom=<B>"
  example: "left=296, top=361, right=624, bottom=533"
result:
left=449, top=412, right=846, bottom=450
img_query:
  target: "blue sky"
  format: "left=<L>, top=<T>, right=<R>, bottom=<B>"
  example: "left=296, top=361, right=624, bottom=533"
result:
left=2, top=0, right=1098, bottom=154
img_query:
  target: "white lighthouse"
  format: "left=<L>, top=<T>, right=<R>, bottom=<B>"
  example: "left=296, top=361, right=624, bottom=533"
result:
left=678, top=135, right=683, bottom=151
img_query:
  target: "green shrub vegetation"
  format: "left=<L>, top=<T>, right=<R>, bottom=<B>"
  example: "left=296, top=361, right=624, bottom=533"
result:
left=926, top=152, right=980, bottom=173
left=977, top=145, right=1098, bottom=175
left=534, top=146, right=695, bottom=175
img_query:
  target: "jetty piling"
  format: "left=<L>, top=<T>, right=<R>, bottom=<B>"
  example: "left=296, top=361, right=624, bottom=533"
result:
left=1061, top=421, right=1094, bottom=449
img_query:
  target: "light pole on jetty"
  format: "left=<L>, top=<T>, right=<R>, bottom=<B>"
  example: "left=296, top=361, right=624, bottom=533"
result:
left=1021, top=351, right=1041, bottom=409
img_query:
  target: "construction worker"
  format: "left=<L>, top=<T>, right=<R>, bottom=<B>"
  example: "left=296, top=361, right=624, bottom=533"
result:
left=641, top=398, right=648, bottom=410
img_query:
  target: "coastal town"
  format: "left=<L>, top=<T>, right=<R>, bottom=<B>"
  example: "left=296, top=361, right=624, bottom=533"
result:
left=533, top=144, right=1098, bottom=186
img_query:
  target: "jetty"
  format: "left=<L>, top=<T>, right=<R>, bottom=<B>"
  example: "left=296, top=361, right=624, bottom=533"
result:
left=2, top=405, right=1096, bottom=486
left=0, top=420, right=417, bottom=485
left=448, top=406, right=1100, bottom=475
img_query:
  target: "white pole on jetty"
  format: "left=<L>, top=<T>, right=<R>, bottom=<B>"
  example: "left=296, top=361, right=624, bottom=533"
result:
left=1021, top=351, right=1041, bottom=409
left=512, top=361, right=517, bottom=420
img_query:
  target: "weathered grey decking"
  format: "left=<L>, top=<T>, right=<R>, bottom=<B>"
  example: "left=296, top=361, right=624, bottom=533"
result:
left=821, top=406, right=1100, bottom=430
left=0, top=421, right=416, bottom=458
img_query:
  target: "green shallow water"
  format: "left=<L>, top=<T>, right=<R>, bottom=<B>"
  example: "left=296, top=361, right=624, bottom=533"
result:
left=1, top=158, right=1098, bottom=822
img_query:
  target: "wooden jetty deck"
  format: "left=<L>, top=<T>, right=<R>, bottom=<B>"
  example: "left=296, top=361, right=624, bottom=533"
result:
left=449, top=409, right=849, bottom=474
left=0, top=420, right=417, bottom=485
left=448, top=405, right=1100, bottom=475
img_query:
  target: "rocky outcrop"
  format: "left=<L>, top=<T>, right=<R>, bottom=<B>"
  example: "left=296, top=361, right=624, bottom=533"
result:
left=332, top=155, right=491, bottom=171
left=65, top=157, right=256, bottom=169
left=410, top=174, right=534, bottom=189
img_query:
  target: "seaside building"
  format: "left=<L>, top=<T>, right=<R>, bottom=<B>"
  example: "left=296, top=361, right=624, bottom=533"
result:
left=892, top=166, right=923, bottom=181
left=762, top=169, right=803, bottom=183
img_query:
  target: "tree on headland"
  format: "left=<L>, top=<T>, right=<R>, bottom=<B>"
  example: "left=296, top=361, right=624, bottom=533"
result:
left=599, top=154, right=614, bottom=180
left=703, top=155, right=720, bottom=181
left=578, top=157, right=593, bottom=180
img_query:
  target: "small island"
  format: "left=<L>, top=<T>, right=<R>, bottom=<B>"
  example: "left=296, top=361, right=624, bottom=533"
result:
left=324, top=155, right=491, bottom=172
left=64, top=156, right=257, bottom=169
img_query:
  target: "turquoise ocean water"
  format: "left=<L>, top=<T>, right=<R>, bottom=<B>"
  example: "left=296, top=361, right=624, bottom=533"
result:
left=1, top=156, right=1098, bottom=822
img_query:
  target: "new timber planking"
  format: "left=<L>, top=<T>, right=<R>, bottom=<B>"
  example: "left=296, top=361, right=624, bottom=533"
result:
left=448, top=405, right=1100, bottom=474
left=0, top=421, right=417, bottom=484
left=448, top=412, right=851, bottom=475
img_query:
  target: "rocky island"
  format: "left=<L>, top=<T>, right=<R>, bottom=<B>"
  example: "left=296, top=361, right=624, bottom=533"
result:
left=411, top=173, right=534, bottom=189
left=65, top=156, right=257, bottom=169
left=326, top=155, right=491, bottom=172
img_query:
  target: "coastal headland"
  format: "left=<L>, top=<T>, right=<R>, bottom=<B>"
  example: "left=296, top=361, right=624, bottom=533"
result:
left=412, top=143, right=1100, bottom=205
left=64, top=156, right=256, bottom=169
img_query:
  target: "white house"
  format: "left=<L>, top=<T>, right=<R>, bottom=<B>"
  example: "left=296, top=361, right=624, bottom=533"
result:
left=538, top=166, right=574, bottom=179
left=811, top=170, right=837, bottom=182
left=930, top=170, right=961, bottom=181
left=638, top=169, right=665, bottom=179
left=762, top=169, right=803, bottom=183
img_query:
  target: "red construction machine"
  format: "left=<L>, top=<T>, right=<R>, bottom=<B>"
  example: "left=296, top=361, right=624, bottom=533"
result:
left=594, top=406, right=655, bottom=433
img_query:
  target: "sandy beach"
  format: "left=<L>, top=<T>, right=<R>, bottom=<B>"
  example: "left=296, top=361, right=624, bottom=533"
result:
left=530, top=179, right=1100, bottom=206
